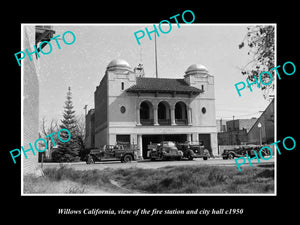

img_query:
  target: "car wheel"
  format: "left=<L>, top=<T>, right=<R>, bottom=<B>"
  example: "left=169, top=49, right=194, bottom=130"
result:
left=123, top=154, right=133, bottom=163
left=260, top=149, right=267, bottom=157
left=87, top=155, right=94, bottom=164
left=228, top=153, right=234, bottom=160
left=222, top=156, right=228, bottom=160
left=203, top=157, right=208, bottom=160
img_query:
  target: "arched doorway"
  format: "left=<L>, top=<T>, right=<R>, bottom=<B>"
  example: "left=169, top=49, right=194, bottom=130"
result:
left=158, top=101, right=171, bottom=125
left=140, top=101, right=154, bottom=125
left=175, top=101, right=187, bottom=125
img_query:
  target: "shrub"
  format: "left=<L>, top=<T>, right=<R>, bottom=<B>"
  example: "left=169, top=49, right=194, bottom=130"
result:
left=43, top=167, right=111, bottom=187
left=256, top=169, right=274, bottom=178
left=207, top=170, right=228, bottom=184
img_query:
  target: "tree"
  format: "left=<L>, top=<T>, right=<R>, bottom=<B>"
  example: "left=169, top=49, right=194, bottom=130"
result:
left=38, top=117, right=59, bottom=161
left=239, top=25, right=275, bottom=99
left=73, top=114, right=87, bottom=160
left=52, top=87, right=80, bottom=162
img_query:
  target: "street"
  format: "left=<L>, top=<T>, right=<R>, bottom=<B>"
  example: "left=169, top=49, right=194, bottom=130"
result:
left=42, top=156, right=275, bottom=171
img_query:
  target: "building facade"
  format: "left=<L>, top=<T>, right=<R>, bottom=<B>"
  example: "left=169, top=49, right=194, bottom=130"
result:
left=218, top=128, right=248, bottom=146
left=23, top=25, right=55, bottom=175
left=85, top=109, right=95, bottom=148
left=86, top=59, right=218, bottom=158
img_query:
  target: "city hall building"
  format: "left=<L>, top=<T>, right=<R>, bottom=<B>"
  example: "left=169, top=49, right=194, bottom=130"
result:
left=85, top=59, right=218, bottom=159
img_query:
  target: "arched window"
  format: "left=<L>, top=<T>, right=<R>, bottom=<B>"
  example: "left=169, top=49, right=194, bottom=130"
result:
left=158, top=101, right=171, bottom=125
left=140, top=101, right=154, bottom=125
left=175, top=101, right=187, bottom=125
left=140, top=101, right=150, bottom=119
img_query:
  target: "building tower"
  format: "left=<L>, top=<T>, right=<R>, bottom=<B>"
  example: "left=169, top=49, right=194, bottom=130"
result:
left=134, top=63, right=145, bottom=77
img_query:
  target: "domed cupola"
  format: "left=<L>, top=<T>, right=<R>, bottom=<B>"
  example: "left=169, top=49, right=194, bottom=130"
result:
left=185, top=64, right=208, bottom=76
left=106, top=59, right=132, bottom=72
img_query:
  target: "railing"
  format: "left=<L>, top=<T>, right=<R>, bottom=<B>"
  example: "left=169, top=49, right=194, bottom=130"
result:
left=175, top=119, right=188, bottom=125
left=158, top=119, right=171, bottom=125
left=140, top=119, right=188, bottom=126
left=140, top=119, right=154, bottom=125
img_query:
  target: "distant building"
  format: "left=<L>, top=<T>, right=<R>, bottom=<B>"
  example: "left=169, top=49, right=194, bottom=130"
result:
left=216, top=119, right=229, bottom=133
left=217, top=118, right=257, bottom=145
left=247, top=99, right=274, bottom=144
left=226, top=118, right=258, bottom=132
left=85, top=59, right=218, bottom=158
left=217, top=99, right=274, bottom=145
left=85, top=109, right=95, bottom=148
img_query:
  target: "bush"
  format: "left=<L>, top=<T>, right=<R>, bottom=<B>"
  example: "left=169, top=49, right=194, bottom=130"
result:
left=51, top=149, right=79, bottom=162
left=256, top=169, right=274, bottom=178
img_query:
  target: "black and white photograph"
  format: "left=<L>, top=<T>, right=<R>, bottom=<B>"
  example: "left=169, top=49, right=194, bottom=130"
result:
left=21, top=23, right=276, bottom=195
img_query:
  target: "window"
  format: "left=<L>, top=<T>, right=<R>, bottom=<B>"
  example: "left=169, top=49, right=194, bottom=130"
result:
left=201, top=85, right=204, bottom=91
left=202, top=107, right=206, bottom=114
left=121, top=82, right=124, bottom=90
left=120, top=106, right=126, bottom=113
left=175, top=101, right=188, bottom=125
left=116, top=135, right=130, bottom=145
left=158, top=101, right=171, bottom=125
left=140, top=101, right=151, bottom=119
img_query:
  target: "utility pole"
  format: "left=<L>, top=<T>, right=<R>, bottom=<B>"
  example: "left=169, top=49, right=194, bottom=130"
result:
left=232, top=116, right=238, bottom=144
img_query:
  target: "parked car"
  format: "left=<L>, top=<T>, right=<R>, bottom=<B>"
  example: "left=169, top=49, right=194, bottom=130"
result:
left=176, top=143, right=210, bottom=160
left=86, top=144, right=138, bottom=164
left=148, top=141, right=183, bottom=161
left=222, top=145, right=268, bottom=159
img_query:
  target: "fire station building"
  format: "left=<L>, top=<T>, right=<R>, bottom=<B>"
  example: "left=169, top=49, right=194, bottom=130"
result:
left=85, top=59, right=218, bottom=159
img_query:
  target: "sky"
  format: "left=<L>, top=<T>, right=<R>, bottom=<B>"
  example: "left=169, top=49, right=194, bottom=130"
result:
left=35, top=24, right=274, bottom=125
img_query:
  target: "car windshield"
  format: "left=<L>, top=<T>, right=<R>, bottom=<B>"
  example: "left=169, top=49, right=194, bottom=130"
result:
left=162, top=142, right=176, bottom=147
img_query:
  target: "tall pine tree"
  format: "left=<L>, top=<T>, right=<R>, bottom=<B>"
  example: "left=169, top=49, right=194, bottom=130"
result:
left=52, top=87, right=79, bottom=162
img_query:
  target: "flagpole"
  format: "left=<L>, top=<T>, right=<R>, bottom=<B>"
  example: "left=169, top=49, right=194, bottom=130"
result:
left=155, top=32, right=158, bottom=78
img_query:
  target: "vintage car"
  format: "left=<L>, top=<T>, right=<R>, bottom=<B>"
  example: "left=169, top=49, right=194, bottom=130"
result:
left=148, top=141, right=183, bottom=161
left=176, top=143, right=210, bottom=160
left=222, top=145, right=268, bottom=159
left=86, top=144, right=138, bottom=164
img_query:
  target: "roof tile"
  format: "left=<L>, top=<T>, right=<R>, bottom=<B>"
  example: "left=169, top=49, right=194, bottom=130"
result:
left=126, top=77, right=202, bottom=94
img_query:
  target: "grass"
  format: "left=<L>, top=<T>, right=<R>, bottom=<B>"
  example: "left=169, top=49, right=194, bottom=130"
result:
left=23, top=175, right=87, bottom=194
left=23, top=164, right=274, bottom=194
left=107, top=165, right=274, bottom=193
